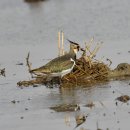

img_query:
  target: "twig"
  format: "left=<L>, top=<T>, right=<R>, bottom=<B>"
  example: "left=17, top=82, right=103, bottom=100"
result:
left=86, top=37, right=94, bottom=49
left=106, top=58, right=112, bottom=66
left=61, top=31, right=64, bottom=55
left=26, top=52, right=31, bottom=71
left=58, top=31, right=61, bottom=56
left=75, top=64, right=88, bottom=75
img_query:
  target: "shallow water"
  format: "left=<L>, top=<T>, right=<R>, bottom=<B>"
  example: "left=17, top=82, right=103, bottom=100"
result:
left=0, top=0, right=130, bottom=130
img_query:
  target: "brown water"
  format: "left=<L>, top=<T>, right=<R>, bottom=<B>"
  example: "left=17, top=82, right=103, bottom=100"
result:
left=0, top=0, right=130, bottom=130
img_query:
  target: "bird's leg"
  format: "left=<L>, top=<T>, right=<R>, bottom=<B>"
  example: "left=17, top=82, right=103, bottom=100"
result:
left=46, top=76, right=53, bottom=82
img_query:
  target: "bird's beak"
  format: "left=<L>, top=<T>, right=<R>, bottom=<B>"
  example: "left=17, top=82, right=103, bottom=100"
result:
left=77, top=45, right=80, bottom=51
left=80, top=48, right=85, bottom=51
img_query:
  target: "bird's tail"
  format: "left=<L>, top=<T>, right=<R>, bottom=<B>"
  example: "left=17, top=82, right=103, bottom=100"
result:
left=30, top=66, right=50, bottom=76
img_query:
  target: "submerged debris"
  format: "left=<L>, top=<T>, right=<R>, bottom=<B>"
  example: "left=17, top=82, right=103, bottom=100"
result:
left=20, top=116, right=24, bottom=119
left=50, top=104, right=80, bottom=112
left=116, top=95, right=130, bottom=103
left=84, top=102, right=95, bottom=109
left=11, top=100, right=16, bottom=104
left=0, top=68, right=5, bottom=77
left=11, top=100, right=20, bottom=104
left=16, top=62, right=23, bottom=66
left=25, top=108, right=29, bottom=111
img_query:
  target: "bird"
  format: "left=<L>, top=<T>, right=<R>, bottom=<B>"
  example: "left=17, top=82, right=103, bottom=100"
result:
left=30, top=40, right=80, bottom=79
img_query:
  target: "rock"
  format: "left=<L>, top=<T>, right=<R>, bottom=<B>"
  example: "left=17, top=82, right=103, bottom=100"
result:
left=11, top=100, right=16, bottom=104
left=20, top=116, right=24, bottom=119
left=25, top=108, right=28, bottom=111
left=115, top=63, right=130, bottom=71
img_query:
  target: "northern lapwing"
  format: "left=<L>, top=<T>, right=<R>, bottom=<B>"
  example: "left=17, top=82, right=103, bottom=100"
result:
left=30, top=40, right=80, bottom=78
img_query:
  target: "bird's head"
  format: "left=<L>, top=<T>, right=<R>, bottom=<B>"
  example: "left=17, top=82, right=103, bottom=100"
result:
left=67, top=39, right=80, bottom=54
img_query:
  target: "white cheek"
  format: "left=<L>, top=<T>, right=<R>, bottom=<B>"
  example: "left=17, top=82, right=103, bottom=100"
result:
left=74, top=49, right=78, bottom=54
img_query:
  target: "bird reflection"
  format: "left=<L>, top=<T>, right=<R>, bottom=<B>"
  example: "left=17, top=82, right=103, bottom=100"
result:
left=75, top=114, right=87, bottom=129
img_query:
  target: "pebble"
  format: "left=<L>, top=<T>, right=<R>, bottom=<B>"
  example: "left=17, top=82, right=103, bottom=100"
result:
left=20, top=116, right=24, bottom=119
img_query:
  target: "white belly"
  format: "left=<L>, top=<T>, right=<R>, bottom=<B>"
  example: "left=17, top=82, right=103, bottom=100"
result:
left=50, top=68, right=72, bottom=77
left=50, top=59, right=75, bottom=77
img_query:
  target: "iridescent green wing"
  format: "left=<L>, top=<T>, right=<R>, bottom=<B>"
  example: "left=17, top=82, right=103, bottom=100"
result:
left=49, top=60, right=74, bottom=73
left=45, top=53, right=75, bottom=67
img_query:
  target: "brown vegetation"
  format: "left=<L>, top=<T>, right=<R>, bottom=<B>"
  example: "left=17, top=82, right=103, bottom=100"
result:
left=17, top=38, right=130, bottom=87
